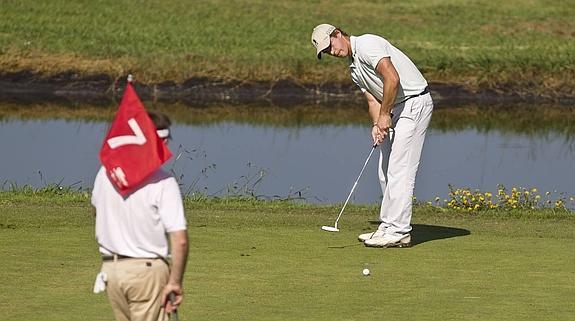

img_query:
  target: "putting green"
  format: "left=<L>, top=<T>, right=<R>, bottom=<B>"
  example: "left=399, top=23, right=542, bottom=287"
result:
left=0, top=196, right=573, bottom=320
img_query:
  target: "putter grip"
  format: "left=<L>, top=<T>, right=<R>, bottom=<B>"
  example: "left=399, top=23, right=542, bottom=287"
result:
left=168, top=292, right=179, bottom=321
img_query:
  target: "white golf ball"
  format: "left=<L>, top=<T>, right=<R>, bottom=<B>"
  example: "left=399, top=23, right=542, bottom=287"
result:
left=362, top=268, right=370, bottom=276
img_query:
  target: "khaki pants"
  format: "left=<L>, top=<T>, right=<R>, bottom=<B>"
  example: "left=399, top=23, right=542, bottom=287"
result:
left=101, top=258, right=169, bottom=321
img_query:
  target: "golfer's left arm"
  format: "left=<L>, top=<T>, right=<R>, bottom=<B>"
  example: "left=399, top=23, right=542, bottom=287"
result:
left=365, top=91, right=382, bottom=145
left=162, top=230, right=189, bottom=312
left=375, top=57, right=399, bottom=137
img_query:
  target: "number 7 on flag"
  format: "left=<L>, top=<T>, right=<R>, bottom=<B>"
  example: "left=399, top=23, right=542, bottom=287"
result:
left=106, top=118, right=147, bottom=149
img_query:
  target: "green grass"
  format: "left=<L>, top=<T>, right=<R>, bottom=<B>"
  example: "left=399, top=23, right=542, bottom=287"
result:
left=0, top=0, right=574, bottom=94
left=0, top=192, right=573, bottom=320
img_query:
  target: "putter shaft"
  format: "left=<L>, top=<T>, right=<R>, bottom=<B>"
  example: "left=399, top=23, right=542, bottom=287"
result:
left=328, top=144, right=378, bottom=230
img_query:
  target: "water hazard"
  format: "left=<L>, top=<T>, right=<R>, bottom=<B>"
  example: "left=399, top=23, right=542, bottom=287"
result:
left=1, top=103, right=574, bottom=205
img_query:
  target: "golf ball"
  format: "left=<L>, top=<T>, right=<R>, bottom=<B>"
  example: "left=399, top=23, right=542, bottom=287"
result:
left=362, top=268, right=370, bottom=276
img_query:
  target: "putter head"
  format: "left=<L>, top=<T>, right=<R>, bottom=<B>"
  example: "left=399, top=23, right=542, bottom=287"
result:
left=321, top=225, right=339, bottom=232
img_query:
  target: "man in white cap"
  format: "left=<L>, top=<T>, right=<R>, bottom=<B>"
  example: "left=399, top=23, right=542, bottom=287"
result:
left=92, top=112, right=189, bottom=320
left=311, top=24, right=433, bottom=248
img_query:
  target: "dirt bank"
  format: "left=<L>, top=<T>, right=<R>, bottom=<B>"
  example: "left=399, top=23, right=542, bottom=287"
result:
left=1, top=71, right=573, bottom=107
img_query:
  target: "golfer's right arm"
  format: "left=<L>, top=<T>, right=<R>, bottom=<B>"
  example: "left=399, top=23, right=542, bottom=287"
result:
left=162, top=230, right=189, bottom=312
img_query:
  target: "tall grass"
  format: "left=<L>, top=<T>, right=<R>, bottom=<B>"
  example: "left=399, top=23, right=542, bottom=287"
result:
left=0, top=0, right=573, bottom=92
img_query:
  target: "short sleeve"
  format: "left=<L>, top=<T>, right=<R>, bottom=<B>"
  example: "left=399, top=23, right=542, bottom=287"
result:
left=158, top=177, right=187, bottom=232
left=359, top=35, right=391, bottom=70
left=91, top=167, right=105, bottom=207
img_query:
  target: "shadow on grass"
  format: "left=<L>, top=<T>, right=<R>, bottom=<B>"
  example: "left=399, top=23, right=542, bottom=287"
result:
left=410, top=224, right=470, bottom=246
left=326, top=223, right=470, bottom=249
left=365, top=221, right=471, bottom=247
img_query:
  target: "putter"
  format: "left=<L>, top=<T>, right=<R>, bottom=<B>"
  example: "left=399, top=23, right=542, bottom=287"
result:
left=169, top=292, right=180, bottom=321
left=322, top=144, right=378, bottom=232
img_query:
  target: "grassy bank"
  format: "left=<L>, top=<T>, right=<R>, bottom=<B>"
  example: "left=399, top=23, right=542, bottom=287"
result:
left=0, top=192, right=574, bottom=320
left=1, top=0, right=574, bottom=96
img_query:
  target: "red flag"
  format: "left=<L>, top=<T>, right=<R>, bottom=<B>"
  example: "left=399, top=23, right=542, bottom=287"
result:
left=99, top=82, right=172, bottom=195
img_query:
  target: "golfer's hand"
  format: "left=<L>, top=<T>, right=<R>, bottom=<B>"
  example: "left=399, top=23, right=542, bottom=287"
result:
left=371, top=125, right=381, bottom=145
left=161, top=283, right=183, bottom=313
left=375, top=113, right=392, bottom=142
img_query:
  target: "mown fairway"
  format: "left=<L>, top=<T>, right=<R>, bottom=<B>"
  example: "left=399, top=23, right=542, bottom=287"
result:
left=0, top=194, right=573, bottom=320
left=0, top=0, right=573, bottom=94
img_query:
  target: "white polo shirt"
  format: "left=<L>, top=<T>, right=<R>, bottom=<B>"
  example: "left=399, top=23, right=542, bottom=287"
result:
left=349, top=35, right=428, bottom=104
left=91, top=166, right=187, bottom=258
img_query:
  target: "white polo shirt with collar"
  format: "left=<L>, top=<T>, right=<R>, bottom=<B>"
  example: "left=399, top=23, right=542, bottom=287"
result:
left=91, top=166, right=187, bottom=258
left=349, top=34, right=428, bottom=105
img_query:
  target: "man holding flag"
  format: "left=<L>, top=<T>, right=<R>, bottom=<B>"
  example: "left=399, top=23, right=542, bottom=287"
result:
left=92, top=77, right=189, bottom=321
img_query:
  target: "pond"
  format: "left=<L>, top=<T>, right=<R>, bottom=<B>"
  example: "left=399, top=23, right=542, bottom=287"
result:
left=0, top=103, right=574, bottom=205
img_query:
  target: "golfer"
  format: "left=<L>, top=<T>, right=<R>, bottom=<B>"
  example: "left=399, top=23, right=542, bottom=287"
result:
left=92, top=112, right=189, bottom=320
left=311, top=24, right=433, bottom=247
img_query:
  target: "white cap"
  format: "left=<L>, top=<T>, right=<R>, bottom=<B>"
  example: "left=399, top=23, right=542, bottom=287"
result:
left=156, top=129, right=170, bottom=139
left=311, top=24, right=336, bottom=59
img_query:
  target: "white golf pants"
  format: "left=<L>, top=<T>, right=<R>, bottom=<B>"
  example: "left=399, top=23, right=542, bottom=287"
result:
left=378, top=93, right=433, bottom=235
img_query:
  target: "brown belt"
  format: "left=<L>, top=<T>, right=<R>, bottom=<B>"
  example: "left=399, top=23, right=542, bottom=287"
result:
left=102, top=254, right=135, bottom=261
left=102, top=254, right=168, bottom=266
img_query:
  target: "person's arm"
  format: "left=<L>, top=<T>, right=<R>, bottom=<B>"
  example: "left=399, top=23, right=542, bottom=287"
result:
left=374, top=57, right=399, bottom=139
left=364, top=90, right=382, bottom=145
left=161, top=230, right=189, bottom=313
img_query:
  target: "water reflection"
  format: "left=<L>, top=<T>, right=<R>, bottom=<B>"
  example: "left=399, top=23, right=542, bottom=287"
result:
left=1, top=114, right=573, bottom=204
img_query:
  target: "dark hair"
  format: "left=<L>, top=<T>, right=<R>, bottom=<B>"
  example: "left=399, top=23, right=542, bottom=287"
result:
left=332, top=27, right=349, bottom=37
left=148, top=111, right=171, bottom=130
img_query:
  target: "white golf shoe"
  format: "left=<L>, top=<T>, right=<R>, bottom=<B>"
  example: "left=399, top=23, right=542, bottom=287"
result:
left=358, top=229, right=386, bottom=242
left=364, top=233, right=411, bottom=248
